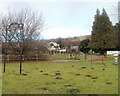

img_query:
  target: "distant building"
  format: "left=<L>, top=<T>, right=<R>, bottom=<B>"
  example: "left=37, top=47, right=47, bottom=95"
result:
left=107, top=51, right=120, bottom=55
left=70, top=45, right=79, bottom=51
left=47, top=42, right=60, bottom=51
left=58, top=49, right=67, bottom=53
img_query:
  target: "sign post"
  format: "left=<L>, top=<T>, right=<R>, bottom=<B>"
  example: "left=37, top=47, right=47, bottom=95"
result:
left=113, top=51, right=120, bottom=64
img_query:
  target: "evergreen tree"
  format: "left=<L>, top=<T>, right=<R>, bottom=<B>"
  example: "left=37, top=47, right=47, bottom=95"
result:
left=79, top=39, right=90, bottom=54
left=79, top=39, right=90, bottom=60
left=89, top=8, right=117, bottom=54
left=118, top=22, right=120, bottom=50
left=114, top=22, right=120, bottom=50
left=96, top=8, right=100, bottom=16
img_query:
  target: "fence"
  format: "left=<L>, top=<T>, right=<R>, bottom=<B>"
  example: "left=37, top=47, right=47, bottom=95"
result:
left=88, top=56, right=106, bottom=64
left=2, top=54, right=49, bottom=62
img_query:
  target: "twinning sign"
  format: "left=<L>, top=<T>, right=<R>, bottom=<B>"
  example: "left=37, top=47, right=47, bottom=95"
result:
left=107, top=51, right=120, bottom=64
left=113, top=51, right=120, bottom=64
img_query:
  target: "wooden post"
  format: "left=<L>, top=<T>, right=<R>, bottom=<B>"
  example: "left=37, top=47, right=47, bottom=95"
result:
left=85, top=54, right=86, bottom=60
left=102, top=59, right=103, bottom=64
left=91, top=57, right=92, bottom=64
left=7, top=55, right=9, bottom=61
left=3, top=54, right=6, bottom=73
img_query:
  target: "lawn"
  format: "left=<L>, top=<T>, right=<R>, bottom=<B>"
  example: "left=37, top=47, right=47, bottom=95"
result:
left=2, top=55, right=118, bottom=94
left=48, top=53, right=95, bottom=60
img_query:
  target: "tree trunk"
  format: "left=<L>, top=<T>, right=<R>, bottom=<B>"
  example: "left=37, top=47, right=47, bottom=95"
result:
left=100, top=50, right=106, bottom=56
left=20, top=49, right=23, bottom=74
left=85, top=53, right=87, bottom=60
left=3, top=54, right=6, bottom=73
left=19, top=53, right=22, bottom=74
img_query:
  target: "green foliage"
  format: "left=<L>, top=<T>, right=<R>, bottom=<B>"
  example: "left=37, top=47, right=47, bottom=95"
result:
left=114, top=22, right=120, bottom=50
left=79, top=39, right=90, bottom=53
left=56, top=38, right=64, bottom=48
left=89, top=8, right=117, bottom=54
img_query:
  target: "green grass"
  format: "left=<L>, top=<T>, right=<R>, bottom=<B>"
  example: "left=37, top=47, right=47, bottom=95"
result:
left=48, top=53, right=96, bottom=60
left=2, top=56, right=118, bottom=94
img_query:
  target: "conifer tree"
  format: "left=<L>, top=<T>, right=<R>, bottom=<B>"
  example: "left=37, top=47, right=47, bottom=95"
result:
left=89, top=8, right=117, bottom=54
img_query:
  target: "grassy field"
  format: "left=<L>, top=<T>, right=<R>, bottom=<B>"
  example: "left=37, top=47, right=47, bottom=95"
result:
left=2, top=55, right=118, bottom=94
left=48, top=53, right=95, bottom=60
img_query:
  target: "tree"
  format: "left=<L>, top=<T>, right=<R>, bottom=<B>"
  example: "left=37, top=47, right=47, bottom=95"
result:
left=56, top=38, right=64, bottom=48
left=117, top=2, right=120, bottom=65
left=79, top=39, right=90, bottom=60
left=0, top=9, right=44, bottom=74
left=0, top=14, right=13, bottom=72
left=79, top=39, right=90, bottom=53
left=89, top=8, right=117, bottom=55
left=115, top=1, right=120, bottom=50
left=114, top=23, right=120, bottom=50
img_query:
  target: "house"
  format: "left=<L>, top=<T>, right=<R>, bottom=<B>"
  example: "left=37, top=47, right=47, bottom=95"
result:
left=58, top=49, right=67, bottom=53
left=47, top=42, right=60, bottom=52
left=107, top=51, right=120, bottom=55
left=70, top=45, right=79, bottom=51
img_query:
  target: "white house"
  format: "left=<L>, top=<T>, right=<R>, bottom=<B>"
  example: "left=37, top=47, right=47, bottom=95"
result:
left=58, top=49, right=67, bottom=53
left=107, top=51, right=120, bottom=55
left=47, top=42, right=60, bottom=51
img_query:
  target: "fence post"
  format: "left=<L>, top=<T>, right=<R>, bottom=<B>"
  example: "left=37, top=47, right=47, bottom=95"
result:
left=102, top=59, right=103, bottom=64
left=91, top=57, right=92, bottom=64
left=7, top=55, right=9, bottom=61
left=36, top=54, right=38, bottom=61
left=22, top=55, right=24, bottom=61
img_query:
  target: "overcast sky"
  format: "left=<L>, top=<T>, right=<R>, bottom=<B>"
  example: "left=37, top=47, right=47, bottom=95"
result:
left=0, top=0, right=119, bottom=39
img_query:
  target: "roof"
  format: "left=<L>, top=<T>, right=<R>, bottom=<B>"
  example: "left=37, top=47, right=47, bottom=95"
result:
left=48, top=42, right=59, bottom=47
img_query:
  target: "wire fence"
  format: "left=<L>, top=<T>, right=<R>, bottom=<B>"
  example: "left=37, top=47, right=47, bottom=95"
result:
left=1, top=54, right=49, bottom=62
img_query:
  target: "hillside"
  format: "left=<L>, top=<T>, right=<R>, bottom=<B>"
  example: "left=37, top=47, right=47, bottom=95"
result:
left=41, top=35, right=91, bottom=42
left=64, top=35, right=91, bottom=41
left=39, top=35, right=91, bottom=47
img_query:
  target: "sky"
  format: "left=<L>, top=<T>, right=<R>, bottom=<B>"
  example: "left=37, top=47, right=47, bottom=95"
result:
left=0, top=0, right=119, bottom=39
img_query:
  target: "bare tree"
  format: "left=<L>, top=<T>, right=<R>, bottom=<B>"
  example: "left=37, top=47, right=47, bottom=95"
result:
left=0, top=9, right=44, bottom=74
left=0, top=13, right=13, bottom=73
